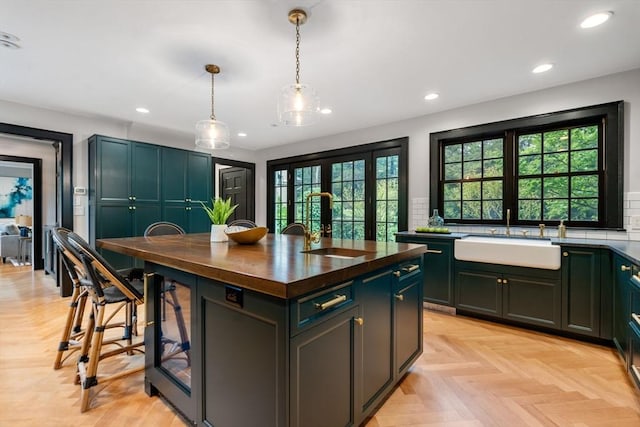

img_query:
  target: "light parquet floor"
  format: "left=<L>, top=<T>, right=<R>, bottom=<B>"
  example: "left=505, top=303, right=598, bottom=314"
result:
left=1, top=266, right=639, bottom=426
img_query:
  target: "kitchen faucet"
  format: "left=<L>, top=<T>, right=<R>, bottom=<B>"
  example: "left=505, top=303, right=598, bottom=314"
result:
left=304, top=192, right=333, bottom=250
left=506, top=208, right=511, bottom=236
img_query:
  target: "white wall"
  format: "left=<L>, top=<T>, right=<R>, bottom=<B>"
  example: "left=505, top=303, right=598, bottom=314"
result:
left=254, top=68, right=640, bottom=238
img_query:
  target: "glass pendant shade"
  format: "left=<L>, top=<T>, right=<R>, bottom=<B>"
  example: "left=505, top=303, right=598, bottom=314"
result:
left=278, top=83, right=319, bottom=126
left=195, top=119, right=230, bottom=150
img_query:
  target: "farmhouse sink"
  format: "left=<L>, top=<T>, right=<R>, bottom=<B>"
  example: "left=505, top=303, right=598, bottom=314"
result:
left=454, top=236, right=561, bottom=270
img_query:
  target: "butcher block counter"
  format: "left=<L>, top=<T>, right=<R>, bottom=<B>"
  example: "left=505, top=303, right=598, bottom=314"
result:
left=97, top=233, right=427, bottom=427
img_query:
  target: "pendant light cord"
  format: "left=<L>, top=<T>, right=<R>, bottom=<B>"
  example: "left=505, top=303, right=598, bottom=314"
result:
left=295, top=16, right=301, bottom=86
left=210, top=71, right=216, bottom=120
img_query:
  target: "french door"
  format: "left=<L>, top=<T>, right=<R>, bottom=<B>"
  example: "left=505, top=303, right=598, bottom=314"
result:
left=270, top=144, right=406, bottom=242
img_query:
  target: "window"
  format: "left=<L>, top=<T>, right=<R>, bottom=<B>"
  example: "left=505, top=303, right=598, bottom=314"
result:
left=267, top=138, right=408, bottom=241
left=430, top=101, right=623, bottom=228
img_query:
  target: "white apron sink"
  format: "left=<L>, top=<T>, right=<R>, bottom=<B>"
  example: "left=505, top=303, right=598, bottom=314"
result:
left=454, top=236, right=561, bottom=270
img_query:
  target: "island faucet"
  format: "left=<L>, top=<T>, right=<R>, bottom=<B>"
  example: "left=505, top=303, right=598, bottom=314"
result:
left=304, top=192, right=334, bottom=250
left=506, top=208, right=511, bottom=237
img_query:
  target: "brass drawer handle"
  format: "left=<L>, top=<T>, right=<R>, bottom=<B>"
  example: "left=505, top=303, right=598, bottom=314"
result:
left=314, top=294, right=347, bottom=311
left=403, top=264, right=419, bottom=273
left=393, top=271, right=401, bottom=277
left=354, top=317, right=364, bottom=326
left=621, top=265, right=632, bottom=272
left=394, top=294, right=404, bottom=301
left=426, top=249, right=443, bottom=254
left=632, top=313, right=640, bottom=327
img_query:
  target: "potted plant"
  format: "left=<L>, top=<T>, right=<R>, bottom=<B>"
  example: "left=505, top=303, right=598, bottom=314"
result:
left=200, top=197, right=238, bottom=242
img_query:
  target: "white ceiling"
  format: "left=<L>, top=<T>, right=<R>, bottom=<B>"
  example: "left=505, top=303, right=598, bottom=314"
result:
left=2, top=0, right=640, bottom=151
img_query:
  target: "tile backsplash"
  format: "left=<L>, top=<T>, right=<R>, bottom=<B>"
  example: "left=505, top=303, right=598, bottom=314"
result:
left=411, top=192, right=640, bottom=242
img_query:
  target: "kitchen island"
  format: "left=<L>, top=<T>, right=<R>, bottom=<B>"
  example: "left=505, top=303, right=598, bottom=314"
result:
left=98, top=233, right=427, bottom=427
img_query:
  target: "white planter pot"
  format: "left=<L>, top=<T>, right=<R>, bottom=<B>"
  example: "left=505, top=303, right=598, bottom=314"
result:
left=210, top=224, right=228, bottom=242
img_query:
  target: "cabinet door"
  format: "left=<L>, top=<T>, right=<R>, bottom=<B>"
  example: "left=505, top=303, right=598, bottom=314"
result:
left=629, top=322, right=640, bottom=389
left=456, top=269, right=502, bottom=317
left=162, top=147, right=188, bottom=203
left=187, top=152, right=211, bottom=204
left=95, top=204, right=133, bottom=270
left=614, top=255, right=633, bottom=361
left=96, top=137, right=131, bottom=203
left=131, top=142, right=161, bottom=203
left=359, top=270, right=393, bottom=412
left=561, top=247, right=601, bottom=337
left=188, top=205, right=212, bottom=233
left=163, top=204, right=189, bottom=232
left=290, top=306, right=360, bottom=427
left=395, top=273, right=422, bottom=374
left=133, top=204, right=162, bottom=237
left=502, top=273, right=561, bottom=329
left=423, top=240, right=454, bottom=305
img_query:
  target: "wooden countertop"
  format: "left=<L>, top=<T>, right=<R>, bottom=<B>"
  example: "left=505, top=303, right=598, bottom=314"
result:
left=97, top=233, right=427, bottom=299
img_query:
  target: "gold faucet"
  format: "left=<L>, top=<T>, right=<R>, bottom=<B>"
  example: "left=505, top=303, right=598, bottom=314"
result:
left=304, top=192, right=334, bottom=250
left=506, top=208, right=511, bottom=237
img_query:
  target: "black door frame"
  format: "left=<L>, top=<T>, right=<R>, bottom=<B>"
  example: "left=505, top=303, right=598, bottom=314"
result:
left=0, top=154, right=42, bottom=268
left=0, top=123, right=72, bottom=292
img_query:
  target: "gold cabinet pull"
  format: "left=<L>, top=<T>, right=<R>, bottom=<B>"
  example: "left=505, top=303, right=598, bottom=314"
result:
left=393, top=271, right=401, bottom=277
left=426, top=249, right=443, bottom=254
left=394, top=294, right=404, bottom=301
left=621, top=265, right=632, bottom=272
left=563, top=252, right=569, bottom=257
left=632, top=313, right=640, bottom=327
left=354, top=317, right=364, bottom=326
left=497, top=278, right=503, bottom=284
left=314, top=294, right=347, bottom=311
left=403, top=264, right=420, bottom=273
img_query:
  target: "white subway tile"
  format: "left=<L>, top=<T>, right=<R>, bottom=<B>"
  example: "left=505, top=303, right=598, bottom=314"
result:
left=627, top=232, right=640, bottom=241
left=585, top=230, right=608, bottom=240
left=607, top=230, right=630, bottom=240
left=627, top=192, right=640, bottom=201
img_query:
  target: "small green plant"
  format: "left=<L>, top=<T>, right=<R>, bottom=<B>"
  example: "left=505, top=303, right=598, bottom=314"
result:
left=200, top=197, right=239, bottom=225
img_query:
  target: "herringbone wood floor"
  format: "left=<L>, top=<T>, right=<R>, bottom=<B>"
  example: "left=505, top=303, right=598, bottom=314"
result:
left=1, top=264, right=639, bottom=426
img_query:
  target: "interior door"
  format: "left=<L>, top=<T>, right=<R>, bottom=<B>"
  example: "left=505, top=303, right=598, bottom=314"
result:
left=220, top=166, right=252, bottom=222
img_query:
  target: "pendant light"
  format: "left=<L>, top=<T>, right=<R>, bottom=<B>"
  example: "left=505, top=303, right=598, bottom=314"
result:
left=195, top=64, right=230, bottom=149
left=278, top=9, right=319, bottom=126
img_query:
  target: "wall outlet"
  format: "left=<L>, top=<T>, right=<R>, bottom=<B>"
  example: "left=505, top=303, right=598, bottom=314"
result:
left=631, top=215, right=640, bottom=230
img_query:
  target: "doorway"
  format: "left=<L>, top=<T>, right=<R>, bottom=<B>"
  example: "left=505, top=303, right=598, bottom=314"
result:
left=212, top=157, right=255, bottom=223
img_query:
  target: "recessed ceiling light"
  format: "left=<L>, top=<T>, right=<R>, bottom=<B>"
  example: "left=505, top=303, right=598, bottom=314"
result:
left=135, top=107, right=150, bottom=114
left=237, top=132, right=247, bottom=137
left=320, top=108, right=332, bottom=114
left=0, top=31, right=21, bottom=49
left=424, top=93, right=439, bottom=101
left=532, top=63, right=553, bottom=74
left=580, top=11, right=613, bottom=29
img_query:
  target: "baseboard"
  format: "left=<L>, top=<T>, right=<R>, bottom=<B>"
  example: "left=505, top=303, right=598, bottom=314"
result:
left=423, top=301, right=456, bottom=315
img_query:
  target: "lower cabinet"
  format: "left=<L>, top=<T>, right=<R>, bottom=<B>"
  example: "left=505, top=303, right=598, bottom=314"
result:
left=560, top=246, right=609, bottom=338
left=629, top=272, right=640, bottom=389
left=144, top=258, right=424, bottom=427
left=456, top=262, right=562, bottom=329
left=395, top=234, right=454, bottom=306
left=613, top=254, right=634, bottom=361
left=291, top=306, right=361, bottom=427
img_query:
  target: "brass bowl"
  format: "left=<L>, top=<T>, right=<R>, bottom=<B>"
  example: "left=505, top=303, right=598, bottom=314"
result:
left=224, top=226, right=268, bottom=244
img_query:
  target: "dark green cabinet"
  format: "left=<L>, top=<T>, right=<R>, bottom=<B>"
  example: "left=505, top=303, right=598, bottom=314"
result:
left=89, top=135, right=212, bottom=269
left=89, top=135, right=162, bottom=269
left=162, top=148, right=211, bottom=233
left=359, top=269, right=393, bottom=412
left=395, top=234, right=454, bottom=306
left=144, top=259, right=423, bottom=426
left=629, top=273, right=640, bottom=389
left=560, top=246, right=603, bottom=337
left=291, top=306, right=361, bottom=427
left=394, top=265, right=423, bottom=374
left=456, top=262, right=562, bottom=329
left=614, top=254, right=634, bottom=361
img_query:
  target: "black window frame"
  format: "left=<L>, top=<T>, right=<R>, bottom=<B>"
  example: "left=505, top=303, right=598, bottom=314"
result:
left=429, top=101, right=624, bottom=229
left=267, top=137, right=408, bottom=240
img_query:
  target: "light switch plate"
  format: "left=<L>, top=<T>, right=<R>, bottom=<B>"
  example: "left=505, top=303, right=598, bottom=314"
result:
left=631, top=215, right=640, bottom=230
